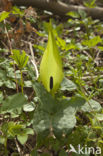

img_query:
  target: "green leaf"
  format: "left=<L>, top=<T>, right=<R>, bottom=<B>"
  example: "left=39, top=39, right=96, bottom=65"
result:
left=81, top=99, right=101, bottom=112
left=78, top=10, right=87, bottom=19
left=33, top=82, right=85, bottom=136
left=1, top=122, right=9, bottom=135
left=65, top=43, right=78, bottom=51
left=66, top=11, right=80, bottom=18
left=23, top=102, right=35, bottom=112
left=11, top=49, right=29, bottom=69
left=20, top=50, right=29, bottom=68
left=0, top=11, right=10, bottom=22
left=98, top=46, right=103, bottom=51
left=4, top=80, right=16, bottom=89
left=53, top=102, right=76, bottom=136
left=12, top=6, right=24, bottom=17
left=0, top=91, right=3, bottom=102
left=1, top=93, right=27, bottom=112
left=56, top=36, right=66, bottom=50
left=33, top=44, right=45, bottom=52
left=17, top=134, right=28, bottom=145
left=33, top=108, right=51, bottom=134
left=0, top=80, right=4, bottom=87
left=60, top=77, right=77, bottom=91
left=39, top=21, right=64, bottom=94
left=33, top=82, right=57, bottom=114
left=8, top=122, right=33, bottom=143
left=8, top=123, right=23, bottom=136
left=84, top=0, right=96, bottom=8
left=25, top=128, right=34, bottom=135
left=0, top=136, right=5, bottom=144
left=82, top=36, right=102, bottom=48
left=24, top=80, right=32, bottom=87
left=53, top=96, right=86, bottom=136
left=96, top=113, right=103, bottom=121
left=0, top=69, right=6, bottom=80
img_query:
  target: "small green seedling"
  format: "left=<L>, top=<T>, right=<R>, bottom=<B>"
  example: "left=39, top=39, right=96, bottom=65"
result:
left=11, top=49, right=29, bottom=93
left=11, top=49, right=29, bottom=69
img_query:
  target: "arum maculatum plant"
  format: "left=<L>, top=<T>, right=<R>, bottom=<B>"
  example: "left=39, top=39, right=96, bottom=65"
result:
left=39, top=21, right=64, bottom=95
left=32, top=20, right=101, bottom=142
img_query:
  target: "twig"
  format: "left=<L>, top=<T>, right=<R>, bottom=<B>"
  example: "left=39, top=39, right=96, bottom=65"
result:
left=15, top=138, right=22, bottom=156
left=4, top=20, right=19, bottom=93
left=29, top=42, right=39, bottom=80
left=0, top=60, right=8, bottom=65
left=4, top=20, right=12, bottom=51
left=82, top=74, right=103, bottom=80
left=82, top=50, right=92, bottom=59
left=28, top=90, right=34, bottom=101
left=94, top=50, right=100, bottom=66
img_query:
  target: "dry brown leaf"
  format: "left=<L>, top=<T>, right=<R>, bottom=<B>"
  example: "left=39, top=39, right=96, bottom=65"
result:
left=24, top=7, right=37, bottom=19
left=1, top=0, right=12, bottom=11
left=14, top=19, right=24, bottom=41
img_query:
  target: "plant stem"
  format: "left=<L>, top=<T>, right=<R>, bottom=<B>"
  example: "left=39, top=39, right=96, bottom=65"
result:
left=20, top=69, right=24, bottom=94
left=14, top=63, right=19, bottom=93
left=4, top=138, right=8, bottom=156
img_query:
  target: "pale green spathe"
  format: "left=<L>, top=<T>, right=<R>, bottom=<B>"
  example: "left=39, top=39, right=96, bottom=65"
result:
left=40, top=23, right=64, bottom=94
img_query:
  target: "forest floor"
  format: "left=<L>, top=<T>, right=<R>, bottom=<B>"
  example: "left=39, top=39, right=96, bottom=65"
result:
left=0, top=1, right=103, bottom=156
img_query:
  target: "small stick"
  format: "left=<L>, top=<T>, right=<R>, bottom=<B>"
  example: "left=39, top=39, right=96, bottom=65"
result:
left=15, top=138, right=22, bottom=156
left=4, top=20, right=19, bottom=92
left=29, top=42, right=39, bottom=79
